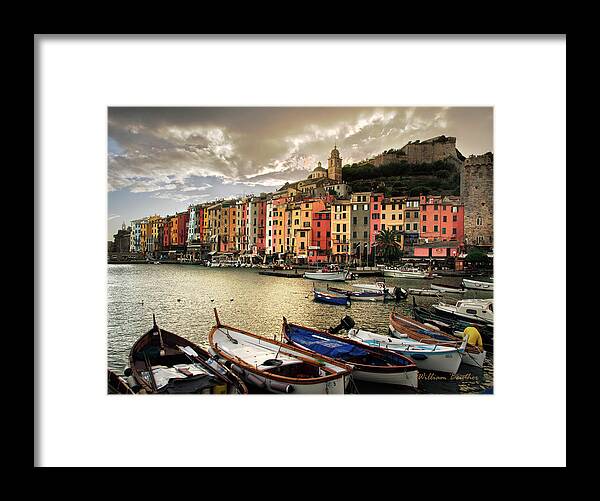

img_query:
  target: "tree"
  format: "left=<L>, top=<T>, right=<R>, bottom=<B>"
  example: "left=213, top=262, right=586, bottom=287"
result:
left=375, top=228, right=403, bottom=263
left=466, top=249, right=488, bottom=264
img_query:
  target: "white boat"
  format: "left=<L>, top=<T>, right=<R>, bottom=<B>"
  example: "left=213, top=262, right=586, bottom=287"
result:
left=432, top=299, right=494, bottom=327
left=351, top=281, right=406, bottom=299
left=407, top=288, right=442, bottom=297
left=208, top=310, right=352, bottom=394
left=431, top=283, right=465, bottom=293
left=383, top=266, right=432, bottom=279
left=388, top=311, right=486, bottom=369
left=303, top=268, right=350, bottom=281
left=347, top=328, right=466, bottom=375
left=462, top=278, right=493, bottom=291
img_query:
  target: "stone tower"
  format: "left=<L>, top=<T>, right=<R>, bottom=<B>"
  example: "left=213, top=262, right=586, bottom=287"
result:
left=327, top=144, right=343, bottom=182
left=460, top=152, right=494, bottom=247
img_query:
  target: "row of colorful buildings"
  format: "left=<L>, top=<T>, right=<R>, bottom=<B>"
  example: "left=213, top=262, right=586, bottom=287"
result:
left=127, top=192, right=465, bottom=264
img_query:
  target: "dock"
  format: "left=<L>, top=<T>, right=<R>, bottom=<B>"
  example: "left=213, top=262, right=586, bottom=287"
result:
left=258, top=270, right=302, bottom=278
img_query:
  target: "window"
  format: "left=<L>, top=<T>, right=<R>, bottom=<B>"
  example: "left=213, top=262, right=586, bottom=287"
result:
left=434, top=225, right=438, bottom=232
left=442, top=215, right=447, bottom=222
left=317, top=231, right=321, bottom=238
left=392, top=214, right=396, bottom=220
left=374, top=204, right=378, bottom=210
left=434, top=215, right=438, bottom=221
left=353, top=204, right=358, bottom=211
left=476, top=216, right=483, bottom=226
left=442, top=227, right=446, bottom=234
left=453, top=215, right=457, bottom=222
left=363, top=217, right=368, bottom=225
left=414, top=212, right=418, bottom=218
left=413, top=223, right=418, bottom=231
left=382, top=224, right=386, bottom=230
left=363, top=231, right=368, bottom=238
left=353, top=217, right=357, bottom=225
left=405, top=224, right=410, bottom=231
left=336, top=224, right=340, bottom=232
left=423, top=215, right=427, bottom=222
left=342, top=224, right=347, bottom=232
left=353, top=232, right=357, bottom=238
left=422, top=226, right=427, bottom=232
left=374, top=224, right=378, bottom=231
left=453, top=228, right=457, bottom=235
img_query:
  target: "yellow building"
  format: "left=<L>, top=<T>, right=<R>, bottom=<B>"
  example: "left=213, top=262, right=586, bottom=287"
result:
left=206, top=203, right=222, bottom=252
left=381, top=197, right=405, bottom=249
left=147, top=214, right=163, bottom=254
left=331, top=200, right=351, bottom=262
left=271, top=198, right=288, bottom=255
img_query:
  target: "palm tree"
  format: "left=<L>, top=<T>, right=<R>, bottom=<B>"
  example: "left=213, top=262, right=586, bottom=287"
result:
left=375, top=228, right=403, bottom=263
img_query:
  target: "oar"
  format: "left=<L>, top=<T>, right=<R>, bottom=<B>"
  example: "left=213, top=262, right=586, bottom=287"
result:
left=143, top=351, right=158, bottom=392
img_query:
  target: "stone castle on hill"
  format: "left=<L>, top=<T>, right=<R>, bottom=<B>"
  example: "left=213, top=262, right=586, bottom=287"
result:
left=362, top=135, right=466, bottom=167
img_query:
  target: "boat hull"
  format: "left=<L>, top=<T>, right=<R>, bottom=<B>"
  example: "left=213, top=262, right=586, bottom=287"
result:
left=352, top=368, right=418, bottom=388
left=432, top=304, right=494, bottom=327
left=304, top=271, right=347, bottom=281
left=348, top=330, right=462, bottom=375
left=383, top=269, right=428, bottom=278
left=313, top=290, right=349, bottom=305
left=462, top=278, right=494, bottom=291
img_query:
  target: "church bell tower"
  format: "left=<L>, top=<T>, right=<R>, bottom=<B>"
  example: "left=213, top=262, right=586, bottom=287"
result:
left=327, top=144, right=342, bottom=182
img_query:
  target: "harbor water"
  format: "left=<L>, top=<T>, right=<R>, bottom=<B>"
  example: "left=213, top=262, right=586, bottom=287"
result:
left=108, top=264, right=494, bottom=394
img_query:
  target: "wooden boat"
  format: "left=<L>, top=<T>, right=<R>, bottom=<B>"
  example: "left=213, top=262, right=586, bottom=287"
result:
left=208, top=310, right=352, bottom=394
left=327, top=285, right=385, bottom=301
left=313, top=289, right=350, bottom=306
left=462, top=278, right=494, bottom=291
left=128, top=315, right=248, bottom=394
left=432, top=299, right=494, bottom=327
left=389, top=311, right=486, bottom=368
left=431, top=283, right=465, bottom=293
left=347, top=328, right=465, bottom=375
left=407, top=288, right=442, bottom=297
left=282, top=320, right=418, bottom=388
left=107, top=369, right=135, bottom=394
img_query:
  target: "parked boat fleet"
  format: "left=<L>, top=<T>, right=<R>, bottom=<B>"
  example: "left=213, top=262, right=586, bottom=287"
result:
left=109, top=291, right=493, bottom=394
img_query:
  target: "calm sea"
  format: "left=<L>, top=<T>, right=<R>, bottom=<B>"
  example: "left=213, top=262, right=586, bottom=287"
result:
left=108, top=264, right=493, bottom=394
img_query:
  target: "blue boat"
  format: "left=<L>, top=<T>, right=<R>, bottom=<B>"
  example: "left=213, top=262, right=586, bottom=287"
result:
left=312, top=289, right=349, bottom=306
left=327, top=285, right=384, bottom=302
left=282, top=320, right=418, bottom=388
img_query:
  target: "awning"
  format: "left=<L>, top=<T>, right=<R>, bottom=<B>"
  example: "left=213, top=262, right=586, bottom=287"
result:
left=208, top=251, right=218, bottom=255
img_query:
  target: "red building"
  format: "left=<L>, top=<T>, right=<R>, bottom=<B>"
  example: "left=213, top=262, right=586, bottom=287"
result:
left=369, top=193, right=384, bottom=247
left=163, top=215, right=172, bottom=249
left=309, top=209, right=331, bottom=264
left=256, top=199, right=267, bottom=253
left=176, top=211, right=190, bottom=250
left=419, top=195, right=464, bottom=244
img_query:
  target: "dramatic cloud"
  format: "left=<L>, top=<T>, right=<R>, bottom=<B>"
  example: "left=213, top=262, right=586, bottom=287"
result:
left=107, top=107, right=492, bottom=238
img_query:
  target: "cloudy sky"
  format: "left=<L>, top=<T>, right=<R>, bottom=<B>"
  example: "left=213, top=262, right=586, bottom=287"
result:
left=108, top=107, right=493, bottom=238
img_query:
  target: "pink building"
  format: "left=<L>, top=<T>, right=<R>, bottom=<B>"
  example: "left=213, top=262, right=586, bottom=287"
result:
left=419, top=195, right=464, bottom=244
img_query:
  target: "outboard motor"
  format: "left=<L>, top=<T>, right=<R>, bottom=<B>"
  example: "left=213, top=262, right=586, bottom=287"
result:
left=328, top=315, right=356, bottom=334
left=395, top=287, right=408, bottom=301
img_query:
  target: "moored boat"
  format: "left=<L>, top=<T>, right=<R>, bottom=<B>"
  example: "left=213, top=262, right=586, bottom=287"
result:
left=313, top=289, right=350, bottom=306
left=351, top=281, right=407, bottom=300
left=432, top=299, right=494, bottom=327
left=383, top=266, right=430, bottom=279
left=347, top=328, right=466, bottom=375
left=462, top=278, right=494, bottom=291
left=282, top=319, right=418, bottom=388
left=303, top=270, right=349, bottom=281
left=128, top=315, right=248, bottom=394
left=431, top=283, right=465, bottom=293
left=407, top=288, right=442, bottom=297
left=389, top=311, right=486, bottom=368
left=327, top=285, right=385, bottom=301
left=208, top=310, right=353, bottom=394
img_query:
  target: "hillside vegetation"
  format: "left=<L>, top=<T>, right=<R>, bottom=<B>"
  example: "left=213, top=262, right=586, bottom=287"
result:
left=342, top=160, right=460, bottom=197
